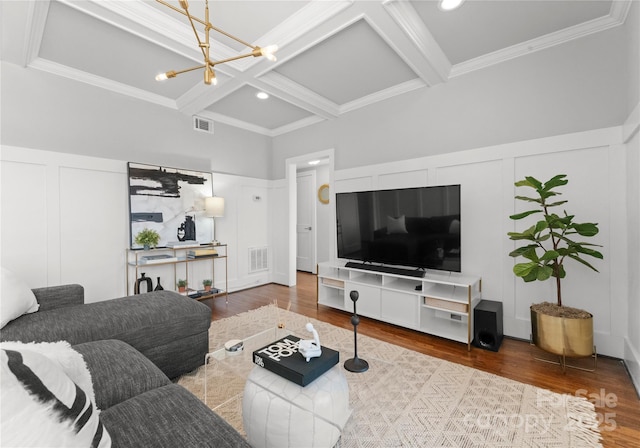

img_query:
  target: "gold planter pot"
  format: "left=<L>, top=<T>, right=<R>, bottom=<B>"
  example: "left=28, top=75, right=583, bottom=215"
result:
left=530, top=307, right=593, bottom=358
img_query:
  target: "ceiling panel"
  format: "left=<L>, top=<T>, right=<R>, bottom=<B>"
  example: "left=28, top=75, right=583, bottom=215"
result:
left=412, top=0, right=613, bottom=65
left=274, top=19, right=418, bottom=105
left=40, top=1, right=198, bottom=99
left=205, top=85, right=313, bottom=129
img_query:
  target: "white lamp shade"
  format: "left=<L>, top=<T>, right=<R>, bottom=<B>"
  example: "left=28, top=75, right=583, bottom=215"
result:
left=205, top=196, right=225, bottom=217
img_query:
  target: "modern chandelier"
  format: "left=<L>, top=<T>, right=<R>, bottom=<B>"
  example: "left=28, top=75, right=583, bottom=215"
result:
left=154, top=0, right=278, bottom=86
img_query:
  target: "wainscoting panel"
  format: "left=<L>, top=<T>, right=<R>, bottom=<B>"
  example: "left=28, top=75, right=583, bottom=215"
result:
left=0, top=160, right=49, bottom=286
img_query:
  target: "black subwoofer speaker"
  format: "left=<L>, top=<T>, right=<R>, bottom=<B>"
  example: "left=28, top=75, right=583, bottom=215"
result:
left=473, top=300, right=503, bottom=352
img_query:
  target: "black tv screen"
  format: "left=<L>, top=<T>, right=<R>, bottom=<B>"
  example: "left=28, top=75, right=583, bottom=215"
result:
left=336, top=185, right=461, bottom=272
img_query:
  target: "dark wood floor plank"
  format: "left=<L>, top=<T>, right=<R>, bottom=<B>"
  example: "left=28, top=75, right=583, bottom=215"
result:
left=201, top=272, right=640, bottom=448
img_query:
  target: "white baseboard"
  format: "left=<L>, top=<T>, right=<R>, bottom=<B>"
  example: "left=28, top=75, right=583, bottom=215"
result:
left=624, top=338, right=640, bottom=397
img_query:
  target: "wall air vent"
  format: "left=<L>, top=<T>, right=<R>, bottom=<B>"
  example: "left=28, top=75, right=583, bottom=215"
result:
left=249, top=246, right=269, bottom=273
left=193, top=116, right=214, bottom=134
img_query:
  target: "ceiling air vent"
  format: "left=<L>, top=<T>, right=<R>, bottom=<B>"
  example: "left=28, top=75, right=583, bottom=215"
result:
left=193, top=116, right=214, bottom=134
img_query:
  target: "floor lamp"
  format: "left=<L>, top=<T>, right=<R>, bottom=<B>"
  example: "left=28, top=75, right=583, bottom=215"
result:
left=205, top=196, right=225, bottom=245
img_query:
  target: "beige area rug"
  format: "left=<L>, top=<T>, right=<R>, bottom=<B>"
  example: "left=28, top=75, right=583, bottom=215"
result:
left=177, top=305, right=602, bottom=447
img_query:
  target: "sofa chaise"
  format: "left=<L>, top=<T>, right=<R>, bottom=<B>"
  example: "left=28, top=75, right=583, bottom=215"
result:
left=0, top=282, right=251, bottom=447
left=1, top=284, right=209, bottom=379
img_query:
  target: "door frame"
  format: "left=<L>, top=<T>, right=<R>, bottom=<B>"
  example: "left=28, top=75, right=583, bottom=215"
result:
left=284, top=148, right=335, bottom=287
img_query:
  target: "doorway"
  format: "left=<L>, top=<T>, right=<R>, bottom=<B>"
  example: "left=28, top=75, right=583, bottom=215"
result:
left=284, top=149, right=335, bottom=287
left=296, top=171, right=316, bottom=273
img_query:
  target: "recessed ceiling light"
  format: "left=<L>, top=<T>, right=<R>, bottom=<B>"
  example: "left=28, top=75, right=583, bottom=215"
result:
left=256, top=92, right=269, bottom=100
left=439, top=0, right=464, bottom=11
left=308, top=160, right=320, bottom=165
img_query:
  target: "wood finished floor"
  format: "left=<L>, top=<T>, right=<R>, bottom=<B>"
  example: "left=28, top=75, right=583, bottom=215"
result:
left=201, top=272, right=640, bottom=448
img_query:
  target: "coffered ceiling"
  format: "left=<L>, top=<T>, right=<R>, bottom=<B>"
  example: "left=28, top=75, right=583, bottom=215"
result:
left=1, top=0, right=631, bottom=137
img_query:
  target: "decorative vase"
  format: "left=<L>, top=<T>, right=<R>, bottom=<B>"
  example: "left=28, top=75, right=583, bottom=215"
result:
left=154, top=277, right=164, bottom=291
left=143, top=244, right=150, bottom=250
left=204, top=285, right=211, bottom=292
left=134, top=273, right=153, bottom=294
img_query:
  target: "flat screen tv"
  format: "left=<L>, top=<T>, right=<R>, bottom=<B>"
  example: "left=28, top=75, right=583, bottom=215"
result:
left=336, top=185, right=461, bottom=273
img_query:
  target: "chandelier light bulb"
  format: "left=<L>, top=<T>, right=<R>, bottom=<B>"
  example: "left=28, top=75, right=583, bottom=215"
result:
left=261, top=45, right=279, bottom=61
left=204, top=67, right=217, bottom=85
left=155, top=72, right=168, bottom=81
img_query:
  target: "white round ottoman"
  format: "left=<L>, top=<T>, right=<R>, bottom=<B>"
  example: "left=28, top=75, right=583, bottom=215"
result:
left=242, top=364, right=351, bottom=448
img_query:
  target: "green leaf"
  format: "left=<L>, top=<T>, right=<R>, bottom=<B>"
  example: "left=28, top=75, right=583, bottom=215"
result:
left=514, top=195, right=542, bottom=204
left=542, top=174, right=568, bottom=191
left=524, top=176, right=543, bottom=190
left=537, top=265, right=553, bottom=281
left=540, top=250, right=559, bottom=261
left=508, top=232, right=536, bottom=241
left=521, top=247, right=539, bottom=261
left=508, top=245, right=538, bottom=257
left=567, top=254, right=600, bottom=272
left=513, top=262, right=537, bottom=278
left=572, top=222, right=599, bottom=237
left=534, top=220, right=549, bottom=234
left=575, top=246, right=604, bottom=259
left=545, top=200, right=568, bottom=208
left=509, top=210, right=541, bottom=220
left=522, top=270, right=538, bottom=282
left=515, top=178, right=538, bottom=188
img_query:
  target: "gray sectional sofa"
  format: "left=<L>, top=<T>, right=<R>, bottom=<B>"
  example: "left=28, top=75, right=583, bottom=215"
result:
left=1, top=285, right=250, bottom=447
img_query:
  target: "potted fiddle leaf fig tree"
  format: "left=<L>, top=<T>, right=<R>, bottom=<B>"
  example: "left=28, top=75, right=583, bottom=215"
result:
left=508, top=174, right=603, bottom=359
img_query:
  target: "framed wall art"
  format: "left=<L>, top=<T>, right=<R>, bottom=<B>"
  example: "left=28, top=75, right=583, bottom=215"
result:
left=128, top=162, right=213, bottom=248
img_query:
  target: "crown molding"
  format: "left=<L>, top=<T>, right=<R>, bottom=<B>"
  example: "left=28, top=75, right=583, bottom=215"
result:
left=270, top=116, right=327, bottom=137
left=259, top=72, right=340, bottom=118
left=339, top=78, right=426, bottom=114
left=29, top=58, right=177, bottom=110
left=450, top=5, right=630, bottom=78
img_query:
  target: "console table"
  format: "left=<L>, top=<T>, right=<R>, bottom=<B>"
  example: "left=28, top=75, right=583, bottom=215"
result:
left=126, top=244, right=228, bottom=303
left=317, top=261, right=481, bottom=350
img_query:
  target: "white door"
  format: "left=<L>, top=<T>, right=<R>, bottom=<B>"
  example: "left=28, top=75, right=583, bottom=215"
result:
left=296, top=171, right=316, bottom=273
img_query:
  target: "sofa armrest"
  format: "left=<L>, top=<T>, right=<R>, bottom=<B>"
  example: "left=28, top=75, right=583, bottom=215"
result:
left=31, top=284, right=84, bottom=312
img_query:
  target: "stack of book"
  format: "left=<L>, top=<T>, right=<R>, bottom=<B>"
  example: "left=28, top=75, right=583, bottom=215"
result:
left=187, top=248, right=218, bottom=259
left=167, top=241, right=201, bottom=248
left=252, top=335, right=339, bottom=386
left=139, top=254, right=178, bottom=264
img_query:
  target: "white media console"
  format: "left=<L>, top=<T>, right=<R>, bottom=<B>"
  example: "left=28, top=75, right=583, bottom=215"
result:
left=317, top=261, right=482, bottom=350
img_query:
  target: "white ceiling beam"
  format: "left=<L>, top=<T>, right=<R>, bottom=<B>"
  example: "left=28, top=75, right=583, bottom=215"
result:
left=21, top=0, right=50, bottom=67
left=382, top=0, right=451, bottom=84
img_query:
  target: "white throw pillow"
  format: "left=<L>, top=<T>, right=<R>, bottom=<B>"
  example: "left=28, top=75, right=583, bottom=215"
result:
left=0, top=267, right=39, bottom=329
left=387, top=215, right=408, bottom=234
left=0, top=341, right=111, bottom=448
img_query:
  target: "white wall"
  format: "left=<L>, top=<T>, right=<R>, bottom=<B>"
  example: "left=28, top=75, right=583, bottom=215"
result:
left=330, top=126, right=627, bottom=358
left=0, top=62, right=273, bottom=179
left=0, top=146, right=273, bottom=302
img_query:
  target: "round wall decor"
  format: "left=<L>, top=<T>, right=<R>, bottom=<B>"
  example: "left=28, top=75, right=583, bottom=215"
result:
left=318, top=184, right=330, bottom=204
